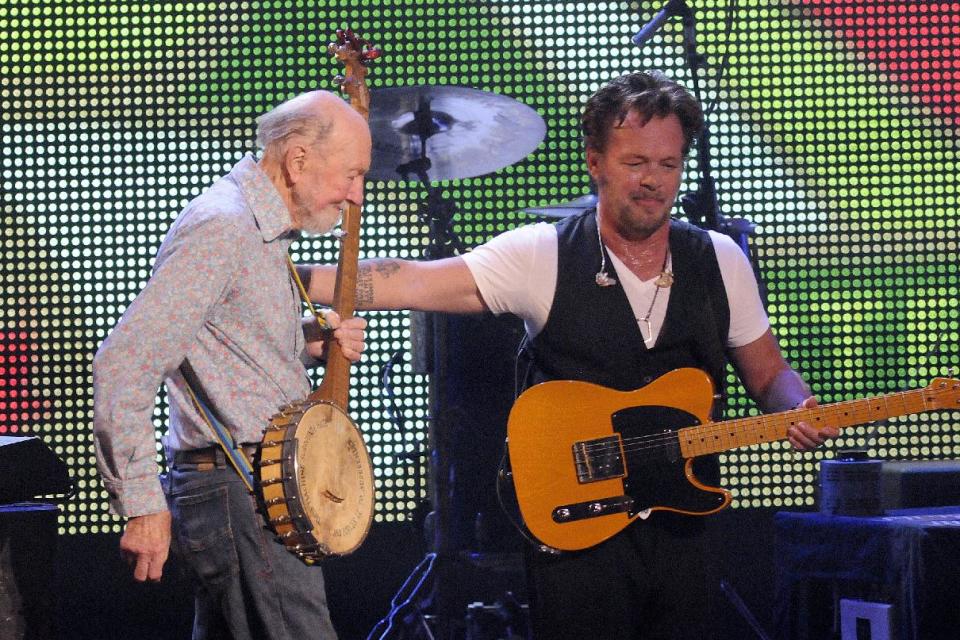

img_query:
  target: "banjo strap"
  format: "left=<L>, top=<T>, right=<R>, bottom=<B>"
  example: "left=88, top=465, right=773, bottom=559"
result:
left=170, top=259, right=322, bottom=495
left=177, top=361, right=256, bottom=492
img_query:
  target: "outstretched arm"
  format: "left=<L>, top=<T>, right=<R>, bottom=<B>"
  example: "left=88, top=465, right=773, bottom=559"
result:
left=299, top=256, right=488, bottom=313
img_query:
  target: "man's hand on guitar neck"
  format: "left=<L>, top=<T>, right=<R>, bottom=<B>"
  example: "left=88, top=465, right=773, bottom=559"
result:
left=787, top=396, right=839, bottom=451
left=120, top=510, right=172, bottom=582
left=303, top=310, right=367, bottom=362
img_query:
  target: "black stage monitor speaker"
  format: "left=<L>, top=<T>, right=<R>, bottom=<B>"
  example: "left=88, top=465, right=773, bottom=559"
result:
left=882, top=460, right=960, bottom=510
left=440, top=313, right=527, bottom=553
left=0, top=436, right=72, bottom=504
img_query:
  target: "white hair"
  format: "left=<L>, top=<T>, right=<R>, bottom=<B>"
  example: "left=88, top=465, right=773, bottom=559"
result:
left=255, top=90, right=335, bottom=152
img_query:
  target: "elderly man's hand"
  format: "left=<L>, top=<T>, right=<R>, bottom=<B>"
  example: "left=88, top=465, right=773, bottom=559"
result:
left=304, top=311, right=367, bottom=362
left=120, top=510, right=172, bottom=582
left=786, top=396, right=839, bottom=451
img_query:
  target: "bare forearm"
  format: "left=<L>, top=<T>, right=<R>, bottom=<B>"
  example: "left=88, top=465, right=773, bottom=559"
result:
left=730, top=330, right=813, bottom=413
left=756, top=367, right=811, bottom=413
left=301, top=258, right=418, bottom=308
left=356, top=259, right=411, bottom=309
left=731, top=332, right=831, bottom=449
left=303, top=257, right=487, bottom=313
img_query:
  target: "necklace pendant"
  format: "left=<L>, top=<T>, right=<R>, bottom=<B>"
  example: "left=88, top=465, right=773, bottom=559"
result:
left=654, top=270, right=674, bottom=288
left=641, top=318, right=655, bottom=345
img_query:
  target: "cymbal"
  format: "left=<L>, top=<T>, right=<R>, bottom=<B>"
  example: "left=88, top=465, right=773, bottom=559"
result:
left=366, top=85, right=546, bottom=182
left=522, top=193, right=597, bottom=218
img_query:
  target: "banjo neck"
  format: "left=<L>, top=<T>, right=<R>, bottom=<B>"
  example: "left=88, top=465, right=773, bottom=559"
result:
left=309, top=29, right=379, bottom=410
left=311, top=204, right=361, bottom=408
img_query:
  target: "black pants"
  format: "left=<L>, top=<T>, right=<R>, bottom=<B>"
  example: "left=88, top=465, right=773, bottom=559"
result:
left=525, top=514, right=719, bottom=640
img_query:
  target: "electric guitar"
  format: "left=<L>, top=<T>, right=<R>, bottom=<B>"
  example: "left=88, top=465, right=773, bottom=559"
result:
left=503, top=368, right=960, bottom=551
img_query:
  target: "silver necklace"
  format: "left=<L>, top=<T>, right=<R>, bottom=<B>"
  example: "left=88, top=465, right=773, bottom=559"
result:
left=639, top=250, right=673, bottom=345
left=593, top=212, right=674, bottom=345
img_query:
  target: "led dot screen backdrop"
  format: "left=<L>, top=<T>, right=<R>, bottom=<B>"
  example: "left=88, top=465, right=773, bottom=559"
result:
left=2, top=0, right=958, bottom=535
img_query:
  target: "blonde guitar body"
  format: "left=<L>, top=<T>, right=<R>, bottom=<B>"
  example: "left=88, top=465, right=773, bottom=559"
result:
left=506, top=368, right=726, bottom=552
left=505, top=368, right=960, bottom=552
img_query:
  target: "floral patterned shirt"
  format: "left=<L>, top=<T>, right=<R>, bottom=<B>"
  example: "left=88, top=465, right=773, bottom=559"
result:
left=93, top=154, right=310, bottom=517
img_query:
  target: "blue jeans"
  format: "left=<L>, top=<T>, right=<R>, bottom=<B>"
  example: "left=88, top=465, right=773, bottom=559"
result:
left=166, top=452, right=338, bottom=640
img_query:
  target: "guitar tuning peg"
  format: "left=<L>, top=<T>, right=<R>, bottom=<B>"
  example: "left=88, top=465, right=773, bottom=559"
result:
left=333, top=74, right=345, bottom=86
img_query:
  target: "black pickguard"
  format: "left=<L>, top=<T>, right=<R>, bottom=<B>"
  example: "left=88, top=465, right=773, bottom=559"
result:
left=611, top=405, right=726, bottom=515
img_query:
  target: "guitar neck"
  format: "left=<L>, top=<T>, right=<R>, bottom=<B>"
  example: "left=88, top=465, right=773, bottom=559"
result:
left=679, top=387, right=935, bottom=458
left=309, top=201, right=362, bottom=409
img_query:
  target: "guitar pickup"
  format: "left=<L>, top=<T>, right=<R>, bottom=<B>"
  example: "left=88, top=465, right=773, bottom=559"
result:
left=573, top=435, right=627, bottom=483
left=552, top=496, right=635, bottom=523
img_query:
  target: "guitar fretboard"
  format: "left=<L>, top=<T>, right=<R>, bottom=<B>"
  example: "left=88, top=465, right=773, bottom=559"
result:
left=678, top=385, right=944, bottom=458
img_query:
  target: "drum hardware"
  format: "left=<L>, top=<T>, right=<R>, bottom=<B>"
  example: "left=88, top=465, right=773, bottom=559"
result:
left=366, top=86, right=545, bottom=639
left=365, top=85, right=546, bottom=182
left=522, top=192, right=597, bottom=218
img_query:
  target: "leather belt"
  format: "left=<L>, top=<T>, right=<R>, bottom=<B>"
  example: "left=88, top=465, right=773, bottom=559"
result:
left=171, top=444, right=259, bottom=471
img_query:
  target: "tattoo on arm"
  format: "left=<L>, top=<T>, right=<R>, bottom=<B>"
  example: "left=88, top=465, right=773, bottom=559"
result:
left=356, top=259, right=404, bottom=307
left=373, top=259, right=401, bottom=278
left=356, top=264, right=375, bottom=306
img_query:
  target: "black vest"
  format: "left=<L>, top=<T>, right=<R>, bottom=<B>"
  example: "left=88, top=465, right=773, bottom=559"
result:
left=525, top=211, right=731, bottom=418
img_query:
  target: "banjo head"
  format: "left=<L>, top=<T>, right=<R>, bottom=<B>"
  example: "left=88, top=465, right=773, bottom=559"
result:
left=293, top=402, right=374, bottom=555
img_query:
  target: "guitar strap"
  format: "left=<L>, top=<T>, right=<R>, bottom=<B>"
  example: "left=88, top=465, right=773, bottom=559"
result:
left=178, top=360, right=256, bottom=492
left=286, top=254, right=330, bottom=330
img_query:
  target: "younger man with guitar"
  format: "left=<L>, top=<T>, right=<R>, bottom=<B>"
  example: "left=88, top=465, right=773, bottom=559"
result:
left=93, top=90, right=369, bottom=638
left=302, top=71, right=837, bottom=639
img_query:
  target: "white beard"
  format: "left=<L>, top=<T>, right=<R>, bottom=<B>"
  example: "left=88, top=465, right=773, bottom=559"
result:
left=291, top=189, right=344, bottom=236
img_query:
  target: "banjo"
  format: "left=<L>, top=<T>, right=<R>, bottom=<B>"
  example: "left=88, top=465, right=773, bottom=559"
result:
left=255, top=29, right=379, bottom=563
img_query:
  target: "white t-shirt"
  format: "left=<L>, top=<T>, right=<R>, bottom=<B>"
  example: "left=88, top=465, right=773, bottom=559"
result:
left=461, top=221, right=769, bottom=348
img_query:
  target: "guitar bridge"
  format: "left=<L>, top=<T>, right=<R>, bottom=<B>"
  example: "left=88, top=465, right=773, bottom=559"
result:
left=573, top=435, right=627, bottom=483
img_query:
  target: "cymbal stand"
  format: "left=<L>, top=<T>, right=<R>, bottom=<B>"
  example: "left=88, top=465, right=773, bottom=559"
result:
left=367, top=98, right=467, bottom=640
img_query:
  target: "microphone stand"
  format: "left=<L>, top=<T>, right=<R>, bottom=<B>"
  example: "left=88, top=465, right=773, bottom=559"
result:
left=662, top=2, right=768, bottom=303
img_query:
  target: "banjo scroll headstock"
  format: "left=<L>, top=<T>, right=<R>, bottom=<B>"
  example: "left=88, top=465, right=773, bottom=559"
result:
left=328, top=29, right=380, bottom=120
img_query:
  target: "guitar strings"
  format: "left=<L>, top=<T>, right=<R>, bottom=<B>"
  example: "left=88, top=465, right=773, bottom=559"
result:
left=573, top=386, right=939, bottom=459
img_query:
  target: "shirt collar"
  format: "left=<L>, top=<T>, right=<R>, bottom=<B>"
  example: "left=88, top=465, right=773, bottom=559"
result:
left=231, top=153, right=298, bottom=242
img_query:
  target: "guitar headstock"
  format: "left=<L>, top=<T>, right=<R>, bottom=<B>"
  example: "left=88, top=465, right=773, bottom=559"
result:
left=925, top=377, right=960, bottom=410
left=328, top=28, right=380, bottom=119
